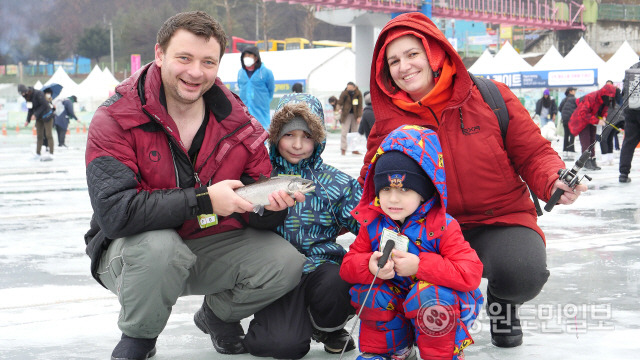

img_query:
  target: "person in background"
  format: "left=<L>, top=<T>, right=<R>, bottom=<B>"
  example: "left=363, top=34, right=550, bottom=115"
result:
left=84, top=11, right=306, bottom=360
left=53, top=95, right=79, bottom=148
left=292, top=82, right=303, bottom=93
left=568, top=83, right=617, bottom=171
left=534, top=88, right=558, bottom=127
left=337, top=81, right=363, bottom=155
left=558, top=87, right=578, bottom=160
left=237, top=45, right=275, bottom=129
left=599, top=86, right=624, bottom=166
left=361, top=12, right=587, bottom=349
left=328, top=96, right=338, bottom=111
left=244, top=93, right=362, bottom=359
left=42, top=88, right=56, bottom=151
left=619, top=58, right=640, bottom=183
left=328, top=95, right=340, bottom=130
left=358, top=91, right=375, bottom=139
left=19, top=84, right=55, bottom=161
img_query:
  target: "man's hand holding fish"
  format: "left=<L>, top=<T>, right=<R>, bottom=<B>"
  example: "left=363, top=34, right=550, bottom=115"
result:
left=206, top=178, right=308, bottom=216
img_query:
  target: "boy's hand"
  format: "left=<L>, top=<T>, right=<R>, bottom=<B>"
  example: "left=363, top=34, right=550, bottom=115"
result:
left=391, top=249, right=419, bottom=277
left=369, top=251, right=395, bottom=280
left=264, top=190, right=305, bottom=211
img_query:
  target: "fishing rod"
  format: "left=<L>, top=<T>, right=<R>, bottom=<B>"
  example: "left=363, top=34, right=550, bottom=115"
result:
left=545, top=79, right=640, bottom=212
left=339, top=240, right=395, bottom=360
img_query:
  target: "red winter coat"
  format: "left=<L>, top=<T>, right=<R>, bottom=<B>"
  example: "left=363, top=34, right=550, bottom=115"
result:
left=84, top=62, right=271, bottom=284
left=568, top=84, right=617, bottom=136
left=363, top=12, right=566, bottom=242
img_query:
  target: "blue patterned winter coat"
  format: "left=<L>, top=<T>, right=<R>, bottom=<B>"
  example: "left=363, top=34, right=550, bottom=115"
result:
left=268, top=93, right=362, bottom=273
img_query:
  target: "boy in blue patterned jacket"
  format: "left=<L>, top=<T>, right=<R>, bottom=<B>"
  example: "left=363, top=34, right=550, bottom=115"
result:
left=340, top=125, right=484, bottom=360
left=242, top=93, right=363, bottom=359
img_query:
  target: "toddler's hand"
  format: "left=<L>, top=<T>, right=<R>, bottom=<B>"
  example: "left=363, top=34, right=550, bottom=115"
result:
left=391, top=249, right=419, bottom=276
left=369, top=251, right=395, bottom=280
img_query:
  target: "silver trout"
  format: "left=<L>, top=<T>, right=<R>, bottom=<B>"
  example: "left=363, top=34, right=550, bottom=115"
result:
left=234, top=176, right=315, bottom=207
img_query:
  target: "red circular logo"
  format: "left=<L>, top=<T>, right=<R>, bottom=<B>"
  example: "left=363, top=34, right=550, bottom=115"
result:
left=416, top=301, right=456, bottom=337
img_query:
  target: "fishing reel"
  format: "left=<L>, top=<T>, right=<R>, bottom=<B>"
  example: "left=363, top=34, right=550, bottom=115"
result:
left=544, top=150, right=593, bottom=212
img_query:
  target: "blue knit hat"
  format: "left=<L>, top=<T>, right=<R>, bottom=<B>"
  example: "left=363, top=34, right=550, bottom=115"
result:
left=374, top=151, right=434, bottom=201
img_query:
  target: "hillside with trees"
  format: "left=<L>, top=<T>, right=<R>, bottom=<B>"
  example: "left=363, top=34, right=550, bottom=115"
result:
left=0, top=0, right=350, bottom=71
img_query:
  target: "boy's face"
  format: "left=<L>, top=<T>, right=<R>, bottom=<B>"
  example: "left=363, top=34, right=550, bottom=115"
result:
left=378, top=187, right=423, bottom=223
left=277, top=129, right=314, bottom=164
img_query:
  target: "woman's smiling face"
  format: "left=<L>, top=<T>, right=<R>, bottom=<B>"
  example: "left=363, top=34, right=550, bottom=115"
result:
left=385, top=35, right=435, bottom=102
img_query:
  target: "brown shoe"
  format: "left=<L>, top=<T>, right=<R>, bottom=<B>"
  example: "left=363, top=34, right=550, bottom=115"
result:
left=341, top=150, right=346, bottom=156
left=352, top=151, right=362, bottom=155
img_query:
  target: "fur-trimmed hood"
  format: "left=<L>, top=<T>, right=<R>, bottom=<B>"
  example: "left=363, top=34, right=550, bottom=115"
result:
left=268, top=93, right=327, bottom=169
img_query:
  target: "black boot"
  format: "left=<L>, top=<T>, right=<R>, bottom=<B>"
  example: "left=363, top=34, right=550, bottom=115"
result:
left=619, top=174, right=632, bottom=183
left=111, top=334, right=157, bottom=360
left=590, top=158, right=601, bottom=170
left=312, top=328, right=356, bottom=354
left=584, top=158, right=596, bottom=170
left=194, top=300, right=247, bottom=354
left=486, top=291, right=523, bottom=348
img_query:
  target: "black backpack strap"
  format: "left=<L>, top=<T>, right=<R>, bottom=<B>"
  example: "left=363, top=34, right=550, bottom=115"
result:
left=468, top=71, right=509, bottom=141
left=468, top=72, right=543, bottom=216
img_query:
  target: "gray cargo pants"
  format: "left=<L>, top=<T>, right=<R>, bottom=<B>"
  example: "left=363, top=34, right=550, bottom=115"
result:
left=96, top=228, right=306, bottom=339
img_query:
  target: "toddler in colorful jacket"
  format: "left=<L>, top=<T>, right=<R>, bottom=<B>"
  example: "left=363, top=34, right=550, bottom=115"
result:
left=340, top=125, right=483, bottom=360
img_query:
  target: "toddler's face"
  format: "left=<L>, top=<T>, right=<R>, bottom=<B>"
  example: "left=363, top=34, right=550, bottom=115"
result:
left=277, top=129, right=314, bottom=164
left=378, top=187, right=423, bottom=223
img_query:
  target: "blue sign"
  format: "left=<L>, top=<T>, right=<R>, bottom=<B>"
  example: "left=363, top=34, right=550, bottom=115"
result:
left=475, top=69, right=598, bottom=88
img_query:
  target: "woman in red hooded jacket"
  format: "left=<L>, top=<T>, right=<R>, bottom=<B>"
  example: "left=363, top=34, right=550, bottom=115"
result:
left=361, top=12, right=589, bottom=349
left=568, top=83, right=617, bottom=170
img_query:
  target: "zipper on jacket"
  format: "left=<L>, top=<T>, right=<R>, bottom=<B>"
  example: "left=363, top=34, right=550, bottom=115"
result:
left=144, top=106, right=199, bottom=188
left=195, top=119, right=253, bottom=177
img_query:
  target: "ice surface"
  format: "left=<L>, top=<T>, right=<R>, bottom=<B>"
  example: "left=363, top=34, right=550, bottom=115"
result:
left=1, top=131, right=639, bottom=359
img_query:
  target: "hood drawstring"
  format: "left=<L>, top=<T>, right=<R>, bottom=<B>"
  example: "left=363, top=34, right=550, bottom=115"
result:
left=458, top=108, right=464, bottom=134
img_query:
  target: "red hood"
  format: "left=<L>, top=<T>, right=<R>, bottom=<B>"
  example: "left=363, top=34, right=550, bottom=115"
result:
left=363, top=12, right=474, bottom=183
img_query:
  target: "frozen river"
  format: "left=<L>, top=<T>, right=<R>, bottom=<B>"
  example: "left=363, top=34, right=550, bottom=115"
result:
left=1, top=130, right=639, bottom=359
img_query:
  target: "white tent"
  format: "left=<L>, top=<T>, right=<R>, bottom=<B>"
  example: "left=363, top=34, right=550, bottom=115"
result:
left=102, top=67, right=121, bottom=88
left=599, top=41, right=639, bottom=84
left=492, top=41, right=533, bottom=73
left=467, top=42, right=532, bottom=75
left=77, top=65, right=117, bottom=111
left=218, top=47, right=355, bottom=97
left=468, top=49, right=494, bottom=74
left=44, top=66, right=79, bottom=99
left=560, top=37, right=605, bottom=71
left=33, top=80, right=43, bottom=90
left=533, top=45, right=565, bottom=70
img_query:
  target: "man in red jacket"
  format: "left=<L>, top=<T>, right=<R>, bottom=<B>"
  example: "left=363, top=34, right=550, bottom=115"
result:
left=85, top=11, right=306, bottom=360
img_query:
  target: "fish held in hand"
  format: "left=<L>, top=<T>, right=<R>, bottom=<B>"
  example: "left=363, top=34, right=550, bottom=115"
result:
left=234, top=176, right=315, bottom=214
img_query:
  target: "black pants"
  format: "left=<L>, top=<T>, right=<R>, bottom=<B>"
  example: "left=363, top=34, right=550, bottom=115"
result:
left=562, top=120, right=575, bottom=152
left=244, top=263, right=353, bottom=359
left=599, top=120, right=624, bottom=154
left=620, top=110, right=640, bottom=176
left=462, top=226, right=550, bottom=304
left=55, top=125, right=67, bottom=146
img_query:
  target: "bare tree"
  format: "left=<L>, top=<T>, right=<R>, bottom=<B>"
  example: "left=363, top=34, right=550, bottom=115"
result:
left=218, top=0, right=240, bottom=37
left=301, top=5, right=318, bottom=42
left=261, top=0, right=269, bottom=44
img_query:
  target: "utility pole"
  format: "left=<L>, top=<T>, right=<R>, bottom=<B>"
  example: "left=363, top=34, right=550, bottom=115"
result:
left=110, top=21, right=114, bottom=72
left=255, top=3, right=259, bottom=40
